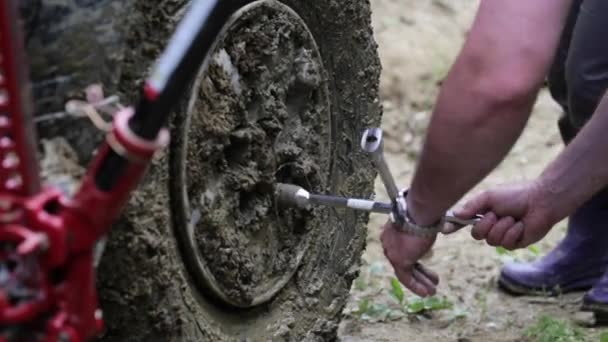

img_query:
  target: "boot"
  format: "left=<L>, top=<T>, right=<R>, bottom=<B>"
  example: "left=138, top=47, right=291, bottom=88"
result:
left=498, top=188, right=608, bottom=295
left=581, top=271, right=608, bottom=324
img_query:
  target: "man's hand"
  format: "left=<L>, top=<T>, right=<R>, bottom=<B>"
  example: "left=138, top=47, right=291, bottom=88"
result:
left=381, top=222, right=439, bottom=297
left=454, top=180, right=557, bottom=249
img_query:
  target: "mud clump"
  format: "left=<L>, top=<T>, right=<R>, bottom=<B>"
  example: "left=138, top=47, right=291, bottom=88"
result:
left=183, top=4, right=331, bottom=307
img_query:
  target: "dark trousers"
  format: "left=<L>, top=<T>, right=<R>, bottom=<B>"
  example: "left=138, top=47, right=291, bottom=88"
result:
left=548, top=0, right=608, bottom=143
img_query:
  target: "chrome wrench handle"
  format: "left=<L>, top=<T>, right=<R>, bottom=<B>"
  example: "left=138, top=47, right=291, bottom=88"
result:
left=361, top=128, right=400, bottom=202
left=445, top=210, right=483, bottom=227
left=361, top=127, right=409, bottom=225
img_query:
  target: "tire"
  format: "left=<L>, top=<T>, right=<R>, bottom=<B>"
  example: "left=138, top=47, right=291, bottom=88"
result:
left=26, top=0, right=382, bottom=341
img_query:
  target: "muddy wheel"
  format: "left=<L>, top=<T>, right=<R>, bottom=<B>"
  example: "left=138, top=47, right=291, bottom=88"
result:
left=26, top=0, right=381, bottom=340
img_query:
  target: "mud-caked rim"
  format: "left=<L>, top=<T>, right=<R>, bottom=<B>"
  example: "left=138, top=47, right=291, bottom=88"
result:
left=169, top=0, right=332, bottom=310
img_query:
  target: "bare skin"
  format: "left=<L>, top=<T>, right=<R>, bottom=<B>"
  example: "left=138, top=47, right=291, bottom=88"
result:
left=457, top=91, right=608, bottom=248
left=382, top=0, right=575, bottom=297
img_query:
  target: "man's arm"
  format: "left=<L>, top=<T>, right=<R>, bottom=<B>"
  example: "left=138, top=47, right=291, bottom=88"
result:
left=407, top=0, right=574, bottom=226
left=454, top=90, right=608, bottom=249
left=533, top=91, right=608, bottom=234
left=381, top=0, right=575, bottom=297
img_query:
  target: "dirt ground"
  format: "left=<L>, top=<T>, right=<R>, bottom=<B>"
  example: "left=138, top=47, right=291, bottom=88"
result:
left=339, top=0, right=608, bottom=341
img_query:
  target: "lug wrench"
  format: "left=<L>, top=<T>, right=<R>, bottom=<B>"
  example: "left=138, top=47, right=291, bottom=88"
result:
left=276, top=128, right=481, bottom=231
left=275, top=183, right=481, bottom=230
left=361, top=128, right=406, bottom=223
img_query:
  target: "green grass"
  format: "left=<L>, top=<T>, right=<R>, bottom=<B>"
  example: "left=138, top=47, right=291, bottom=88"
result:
left=525, top=315, right=585, bottom=342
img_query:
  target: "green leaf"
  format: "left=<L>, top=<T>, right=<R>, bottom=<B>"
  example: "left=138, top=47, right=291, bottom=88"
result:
left=390, top=278, right=405, bottom=304
left=423, top=296, right=453, bottom=310
left=528, top=245, right=541, bottom=256
left=495, top=246, right=510, bottom=255
left=406, top=298, right=425, bottom=313
left=600, top=331, right=608, bottom=342
left=357, top=298, right=369, bottom=316
left=405, top=296, right=453, bottom=314
left=357, top=301, right=392, bottom=321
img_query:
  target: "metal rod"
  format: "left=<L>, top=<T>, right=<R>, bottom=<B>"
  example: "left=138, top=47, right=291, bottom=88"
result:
left=309, top=193, right=393, bottom=214
left=276, top=184, right=483, bottom=231
left=275, top=183, right=392, bottom=214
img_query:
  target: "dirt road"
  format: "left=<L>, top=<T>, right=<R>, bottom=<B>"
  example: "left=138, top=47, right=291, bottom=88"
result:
left=340, top=1, right=607, bottom=341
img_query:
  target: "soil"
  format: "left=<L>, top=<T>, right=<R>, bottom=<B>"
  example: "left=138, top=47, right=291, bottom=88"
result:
left=339, top=1, right=608, bottom=341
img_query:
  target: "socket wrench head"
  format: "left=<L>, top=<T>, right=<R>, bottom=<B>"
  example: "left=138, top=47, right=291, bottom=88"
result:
left=361, top=128, right=400, bottom=201
left=361, top=128, right=383, bottom=155
left=275, top=183, right=310, bottom=208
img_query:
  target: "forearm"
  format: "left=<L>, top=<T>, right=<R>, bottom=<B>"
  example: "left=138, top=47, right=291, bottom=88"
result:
left=407, top=64, right=537, bottom=225
left=405, top=0, right=573, bottom=226
left=538, top=92, right=608, bottom=221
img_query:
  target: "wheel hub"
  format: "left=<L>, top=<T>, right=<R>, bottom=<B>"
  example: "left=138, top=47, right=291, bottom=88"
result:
left=170, top=0, right=331, bottom=309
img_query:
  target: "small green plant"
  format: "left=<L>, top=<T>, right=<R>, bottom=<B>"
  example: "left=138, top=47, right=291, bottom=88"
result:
left=388, top=277, right=454, bottom=313
left=357, top=298, right=369, bottom=314
left=348, top=261, right=466, bottom=324
left=495, top=246, right=510, bottom=256
left=354, top=298, right=404, bottom=322
left=390, top=278, right=404, bottom=304
left=528, top=245, right=541, bottom=256
left=350, top=277, right=460, bottom=323
left=524, top=315, right=584, bottom=342
left=351, top=276, right=458, bottom=322
left=405, top=296, right=453, bottom=314
left=600, top=331, right=608, bottom=342
left=495, top=245, right=542, bottom=262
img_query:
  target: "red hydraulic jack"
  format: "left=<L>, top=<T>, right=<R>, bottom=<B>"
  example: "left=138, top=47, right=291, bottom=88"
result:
left=0, top=1, right=246, bottom=340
